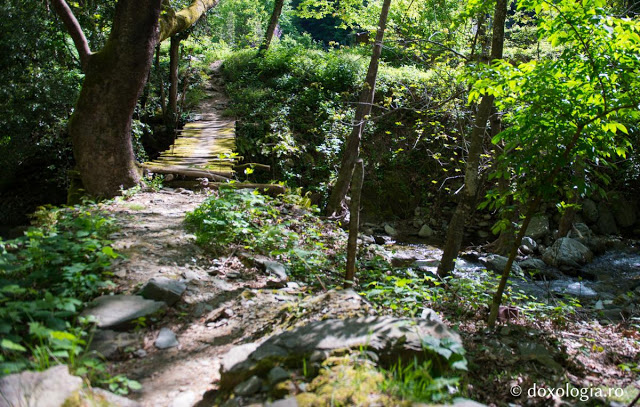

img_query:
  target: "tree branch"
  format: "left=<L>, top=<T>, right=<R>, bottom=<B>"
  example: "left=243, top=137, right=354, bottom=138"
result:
left=159, top=0, right=220, bottom=43
left=50, top=0, right=92, bottom=70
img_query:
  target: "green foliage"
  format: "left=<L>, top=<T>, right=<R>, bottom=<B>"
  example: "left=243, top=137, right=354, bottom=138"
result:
left=222, top=42, right=469, bottom=214
left=186, top=188, right=347, bottom=282
left=362, top=267, right=578, bottom=326
left=0, top=205, right=118, bottom=375
left=380, top=357, right=462, bottom=403
left=470, top=0, right=640, bottom=211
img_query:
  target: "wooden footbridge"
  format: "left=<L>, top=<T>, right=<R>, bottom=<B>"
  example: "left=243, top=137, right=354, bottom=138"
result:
left=140, top=67, right=284, bottom=195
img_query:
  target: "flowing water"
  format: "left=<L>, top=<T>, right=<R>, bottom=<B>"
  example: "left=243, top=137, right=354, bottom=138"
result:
left=394, top=242, right=640, bottom=304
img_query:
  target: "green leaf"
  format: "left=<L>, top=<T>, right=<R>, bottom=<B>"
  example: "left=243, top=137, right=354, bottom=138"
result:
left=1, top=339, right=26, bottom=352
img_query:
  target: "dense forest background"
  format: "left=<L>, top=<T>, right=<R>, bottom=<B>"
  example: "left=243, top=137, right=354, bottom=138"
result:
left=2, top=0, right=638, bottom=234
left=2, top=1, right=640, bottom=405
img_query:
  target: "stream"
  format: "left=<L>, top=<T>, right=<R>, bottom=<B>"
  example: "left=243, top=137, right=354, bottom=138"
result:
left=391, top=242, right=640, bottom=316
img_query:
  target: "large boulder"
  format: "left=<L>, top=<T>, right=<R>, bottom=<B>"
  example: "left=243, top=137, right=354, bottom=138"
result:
left=0, top=365, right=82, bottom=407
left=481, top=255, right=523, bottom=275
left=525, top=214, right=550, bottom=240
left=219, top=316, right=463, bottom=391
left=542, top=238, right=593, bottom=270
left=597, top=202, right=618, bottom=235
left=581, top=199, right=599, bottom=224
left=611, top=196, right=637, bottom=228
left=0, top=365, right=141, bottom=407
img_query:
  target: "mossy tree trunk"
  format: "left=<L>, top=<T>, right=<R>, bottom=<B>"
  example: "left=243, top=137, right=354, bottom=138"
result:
left=437, top=0, right=508, bottom=277
left=53, top=0, right=220, bottom=198
left=68, top=0, right=163, bottom=197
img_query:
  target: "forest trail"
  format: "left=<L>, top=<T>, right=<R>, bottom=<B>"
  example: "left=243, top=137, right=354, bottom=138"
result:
left=142, top=61, right=236, bottom=179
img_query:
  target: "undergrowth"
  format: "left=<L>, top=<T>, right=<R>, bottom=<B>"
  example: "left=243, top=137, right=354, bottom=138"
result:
left=0, top=204, right=139, bottom=394
left=185, top=188, right=347, bottom=283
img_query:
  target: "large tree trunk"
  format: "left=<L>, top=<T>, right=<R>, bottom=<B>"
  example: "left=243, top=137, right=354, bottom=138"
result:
left=325, top=0, right=392, bottom=217
left=53, top=0, right=221, bottom=198
left=437, top=0, right=508, bottom=277
left=258, top=0, right=285, bottom=55
left=69, top=0, right=163, bottom=197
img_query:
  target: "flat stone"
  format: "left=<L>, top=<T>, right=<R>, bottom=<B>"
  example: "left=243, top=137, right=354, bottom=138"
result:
left=88, top=388, right=141, bottom=406
left=481, top=255, right=523, bottom=275
left=552, top=281, right=598, bottom=299
left=518, top=258, right=547, bottom=271
left=81, top=295, right=166, bottom=330
left=268, top=366, right=290, bottom=384
left=140, top=277, right=186, bottom=306
left=233, top=375, right=262, bottom=396
left=155, top=327, right=179, bottom=349
left=0, top=365, right=82, bottom=407
left=391, top=252, right=417, bottom=267
left=89, top=329, right=139, bottom=359
left=267, top=397, right=299, bottom=407
left=169, top=391, right=197, bottom=407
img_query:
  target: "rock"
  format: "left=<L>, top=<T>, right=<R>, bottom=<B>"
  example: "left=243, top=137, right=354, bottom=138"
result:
left=155, top=328, right=179, bottom=349
left=477, top=230, right=490, bottom=239
left=597, top=202, right=618, bottom=235
left=390, top=252, right=417, bottom=267
left=140, top=277, right=186, bottom=306
left=582, top=199, right=599, bottom=223
left=552, top=281, right=598, bottom=299
left=267, top=397, right=299, bottom=407
left=0, top=365, right=82, bottom=407
left=268, top=366, right=290, bottom=384
left=81, top=295, right=166, bottom=330
left=89, top=387, right=141, bottom=406
left=542, top=238, right=593, bottom=270
left=233, top=375, right=263, bottom=396
left=568, top=223, right=593, bottom=240
left=518, top=258, right=547, bottom=271
left=134, top=349, right=147, bottom=358
left=219, top=315, right=462, bottom=391
left=260, top=260, right=288, bottom=282
left=611, top=196, right=636, bottom=227
left=169, top=391, right=197, bottom=407
left=520, top=237, right=538, bottom=254
left=480, top=255, right=523, bottom=275
left=525, top=214, right=550, bottom=240
left=418, top=224, right=434, bottom=238
left=88, top=329, right=139, bottom=360
left=517, top=342, right=563, bottom=371
left=413, top=259, right=440, bottom=268
left=384, top=224, right=398, bottom=236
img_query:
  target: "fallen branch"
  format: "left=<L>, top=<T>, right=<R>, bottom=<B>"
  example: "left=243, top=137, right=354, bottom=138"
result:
left=140, top=164, right=232, bottom=181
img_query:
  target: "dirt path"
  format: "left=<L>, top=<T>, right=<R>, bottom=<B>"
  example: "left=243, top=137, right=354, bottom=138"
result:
left=103, top=190, right=286, bottom=406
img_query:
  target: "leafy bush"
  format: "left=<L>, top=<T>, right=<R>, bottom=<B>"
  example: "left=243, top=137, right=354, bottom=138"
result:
left=0, top=205, right=118, bottom=375
left=185, top=188, right=347, bottom=282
